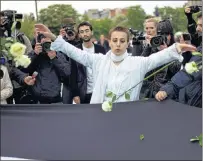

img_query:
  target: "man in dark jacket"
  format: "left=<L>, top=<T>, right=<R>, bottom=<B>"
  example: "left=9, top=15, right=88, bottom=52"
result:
left=155, top=54, right=202, bottom=108
left=76, top=21, right=106, bottom=103
left=27, top=35, right=71, bottom=104
left=59, top=18, right=82, bottom=104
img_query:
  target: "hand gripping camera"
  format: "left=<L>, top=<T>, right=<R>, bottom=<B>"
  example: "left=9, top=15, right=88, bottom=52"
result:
left=189, top=6, right=202, bottom=14
left=62, top=24, right=75, bottom=37
left=129, top=28, right=145, bottom=45
left=37, top=33, right=51, bottom=53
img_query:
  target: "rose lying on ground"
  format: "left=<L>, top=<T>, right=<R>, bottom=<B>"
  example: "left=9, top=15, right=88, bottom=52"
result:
left=185, top=61, right=199, bottom=74
left=102, top=101, right=112, bottom=112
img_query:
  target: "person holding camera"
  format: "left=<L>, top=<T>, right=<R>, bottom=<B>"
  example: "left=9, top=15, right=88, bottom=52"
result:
left=184, top=6, right=202, bottom=47
left=140, top=19, right=181, bottom=99
left=59, top=18, right=83, bottom=104
left=131, top=17, right=158, bottom=56
left=25, top=30, right=71, bottom=104
left=0, top=65, right=13, bottom=104
left=0, top=10, right=38, bottom=104
left=174, top=31, right=193, bottom=67
left=76, top=21, right=106, bottom=104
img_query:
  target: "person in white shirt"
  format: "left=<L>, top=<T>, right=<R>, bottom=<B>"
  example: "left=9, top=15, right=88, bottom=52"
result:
left=35, top=24, right=196, bottom=104
left=0, top=65, right=13, bottom=104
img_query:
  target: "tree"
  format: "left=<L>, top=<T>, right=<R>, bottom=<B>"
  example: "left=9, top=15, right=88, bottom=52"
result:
left=126, top=5, right=146, bottom=31
left=89, top=18, right=113, bottom=39
left=157, top=6, right=188, bottom=33
left=112, top=15, right=128, bottom=27
left=38, top=4, right=80, bottom=35
left=20, top=13, right=36, bottom=40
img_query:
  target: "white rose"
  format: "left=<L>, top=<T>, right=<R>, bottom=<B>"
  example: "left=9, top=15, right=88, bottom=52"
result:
left=14, top=55, right=31, bottom=68
left=185, top=61, right=199, bottom=74
left=10, top=42, right=26, bottom=57
left=102, top=101, right=112, bottom=112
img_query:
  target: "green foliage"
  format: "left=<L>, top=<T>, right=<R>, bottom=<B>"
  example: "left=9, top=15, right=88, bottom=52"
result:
left=20, top=13, right=36, bottom=40
left=38, top=4, right=80, bottom=35
left=157, top=6, right=187, bottom=32
left=126, top=5, right=146, bottom=30
left=86, top=18, right=113, bottom=39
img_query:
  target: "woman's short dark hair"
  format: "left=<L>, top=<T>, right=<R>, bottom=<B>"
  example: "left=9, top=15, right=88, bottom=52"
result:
left=108, top=26, right=130, bottom=42
left=77, top=21, right=93, bottom=33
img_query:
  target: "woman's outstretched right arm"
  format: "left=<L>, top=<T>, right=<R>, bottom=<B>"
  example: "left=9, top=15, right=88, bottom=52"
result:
left=51, top=36, right=103, bottom=68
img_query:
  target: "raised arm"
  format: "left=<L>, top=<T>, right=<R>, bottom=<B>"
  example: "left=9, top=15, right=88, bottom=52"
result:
left=51, top=36, right=104, bottom=68
left=140, top=43, right=196, bottom=74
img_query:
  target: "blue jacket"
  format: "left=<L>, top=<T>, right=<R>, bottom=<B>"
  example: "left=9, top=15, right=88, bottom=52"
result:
left=160, top=55, right=202, bottom=107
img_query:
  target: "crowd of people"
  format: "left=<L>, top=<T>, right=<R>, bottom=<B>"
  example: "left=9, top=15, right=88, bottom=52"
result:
left=0, top=6, right=202, bottom=107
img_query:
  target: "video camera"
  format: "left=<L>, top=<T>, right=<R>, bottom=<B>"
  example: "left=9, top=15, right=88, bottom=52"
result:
left=189, top=6, right=202, bottom=14
left=37, top=33, right=51, bottom=53
left=62, top=24, right=75, bottom=37
left=150, top=31, right=167, bottom=48
left=0, top=10, right=23, bottom=37
left=182, top=33, right=191, bottom=41
left=129, top=28, right=145, bottom=45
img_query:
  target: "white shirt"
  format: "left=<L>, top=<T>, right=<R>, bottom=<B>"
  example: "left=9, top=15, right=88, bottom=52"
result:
left=82, top=44, right=95, bottom=94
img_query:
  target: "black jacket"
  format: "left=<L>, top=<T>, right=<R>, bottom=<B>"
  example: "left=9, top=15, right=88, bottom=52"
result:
left=27, top=51, right=71, bottom=102
left=185, top=12, right=202, bottom=47
left=75, top=43, right=106, bottom=103
left=140, top=46, right=181, bottom=99
left=161, top=55, right=202, bottom=107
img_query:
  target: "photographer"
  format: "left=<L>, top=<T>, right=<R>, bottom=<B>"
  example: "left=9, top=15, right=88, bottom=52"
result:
left=140, top=19, right=181, bottom=99
left=174, top=32, right=193, bottom=67
left=26, top=30, right=71, bottom=104
left=59, top=18, right=83, bottom=104
left=131, top=17, right=158, bottom=56
left=0, top=10, right=36, bottom=104
left=184, top=6, right=202, bottom=47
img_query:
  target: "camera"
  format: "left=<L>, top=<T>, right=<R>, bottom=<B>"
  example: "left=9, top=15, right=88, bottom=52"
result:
left=0, top=10, right=23, bottom=37
left=150, top=31, right=167, bottom=48
left=182, top=33, right=191, bottom=41
left=37, top=33, right=51, bottom=53
left=189, top=6, right=202, bottom=14
left=129, top=28, right=145, bottom=45
left=62, top=25, right=75, bottom=37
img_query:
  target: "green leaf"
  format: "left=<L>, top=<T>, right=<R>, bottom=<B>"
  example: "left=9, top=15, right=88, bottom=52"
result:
left=192, top=52, right=202, bottom=57
left=112, top=94, right=117, bottom=103
left=109, top=101, right=112, bottom=107
left=140, top=134, right=144, bottom=140
left=106, top=91, right=113, bottom=98
left=125, top=92, right=130, bottom=100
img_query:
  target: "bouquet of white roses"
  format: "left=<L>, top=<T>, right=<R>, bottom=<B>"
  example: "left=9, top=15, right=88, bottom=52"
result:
left=0, top=37, right=31, bottom=68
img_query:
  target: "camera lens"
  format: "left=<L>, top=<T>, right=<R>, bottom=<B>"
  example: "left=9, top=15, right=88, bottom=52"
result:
left=67, top=30, right=74, bottom=36
left=42, top=42, right=51, bottom=52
